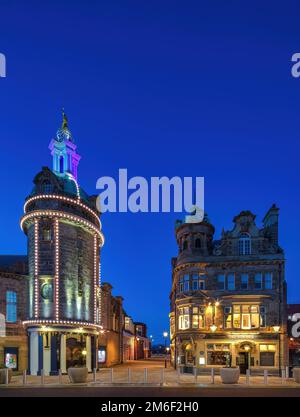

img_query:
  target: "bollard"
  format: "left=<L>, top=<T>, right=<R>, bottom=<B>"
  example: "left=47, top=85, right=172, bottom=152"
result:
left=246, top=369, right=250, bottom=385
left=41, top=369, right=45, bottom=385
left=59, top=369, right=62, bottom=384
left=23, top=369, right=27, bottom=385
left=144, top=368, right=148, bottom=384
left=5, top=368, right=9, bottom=385
left=110, top=368, right=113, bottom=384
left=281, top=369, right=286, bottom=384
left=128, top=368, right=131, bottom=383
left=194, top=366, right=197, bottom=383
left=286, top=366, right=289, bottom=379
left=177, top=366, right=180, bottom=383
left=211, top=368, right=215, bottom=384
left=93, top=368, right=97, bottom=383
left=264, top=369, right=268, bottom=385
left=160, top=368, right=165, bottom=385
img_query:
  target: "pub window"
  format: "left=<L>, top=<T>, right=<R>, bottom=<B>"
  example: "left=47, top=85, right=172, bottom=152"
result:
left=207, top=344, right=231, bottom=366
left=179, top=276, right=184, bottom=293
left=192, top=306, right=205, bottom=329
left=183, top=240, right=188, bottom=250
left=260, top=344, right=276, bottom=367
left=183, top=274, right=190, bottom=292
left=217, top=274, right=225, bottom=290
left=227, top=274, right=235, bottom=290
left=255, top=273, right=263, bottom=289
left=199, top=280, right=205, bottom=290
left=241, top=274, right=248, bottom=289
left=239, top=233, right=251, bottom=255
left=192, top=274, right=198, bottom=291
left=232, top=304, right=261, bottom=329
left=224, top=306, right=232, bottom=329
left=178, top=307, right=190, bottom=330
left=264, top=273, right=273, bottom=290
left=6, top=291, right=17, bottom=323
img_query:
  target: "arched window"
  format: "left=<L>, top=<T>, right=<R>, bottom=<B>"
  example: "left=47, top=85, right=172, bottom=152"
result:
left=183, top=240, right=188, bottom=250
left=195, top=238, right=201, bottom=248
left=59, top=156, right=64, bottom=173
left=239, top=233, right=251, bottom=255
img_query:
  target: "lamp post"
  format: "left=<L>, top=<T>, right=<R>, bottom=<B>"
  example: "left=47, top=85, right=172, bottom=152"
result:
left=163, top=331, right=168, bottom=368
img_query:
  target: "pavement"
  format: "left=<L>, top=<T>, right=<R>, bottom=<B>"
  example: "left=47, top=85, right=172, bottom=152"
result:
left=0, top=359, right=300, bottom=397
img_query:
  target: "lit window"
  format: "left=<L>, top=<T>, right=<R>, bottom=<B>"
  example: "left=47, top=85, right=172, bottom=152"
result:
left=265, top=273, right=273, bottom=290
left=217, top=274, right=225, bottom=290
left=239, top=233, right=251, bottom=255
left=178, top=307, right=190, bottom=329
left=231, top=304, right=261, bottom=329
left=6, top=291, right=17, bottom=323
left=227, top=274, right=235, bottom=290
left=224, top=306, right=232, bottom=329
left=255, top=273, right=263, bottom=289
left=192, top=306, right=205, bottom=329
left=260, top=344, right=276, bottom=366
left=241, top=274, right=248, bottom=289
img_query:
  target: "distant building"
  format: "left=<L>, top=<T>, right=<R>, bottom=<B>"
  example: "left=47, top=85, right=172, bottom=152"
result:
left=123, top=316, right=150, bottom=361
left=170, top=208, right=288, bottom=375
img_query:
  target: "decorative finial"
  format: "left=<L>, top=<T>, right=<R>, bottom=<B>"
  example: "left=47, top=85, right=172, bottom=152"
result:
left=62, top=108, right=68, bottom=130
left=56, top=108, right=72, bottom=142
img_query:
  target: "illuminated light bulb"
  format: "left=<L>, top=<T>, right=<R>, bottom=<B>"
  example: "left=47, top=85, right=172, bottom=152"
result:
left=273, top=326, right=280, bottom=333
left=210, top=324, right=217, bottom=332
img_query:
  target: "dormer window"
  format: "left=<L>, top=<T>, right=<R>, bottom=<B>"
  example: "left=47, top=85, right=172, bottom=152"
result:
left=239, top=233, right=251, bottom=255
left=42, top=181, right=53, bottom=194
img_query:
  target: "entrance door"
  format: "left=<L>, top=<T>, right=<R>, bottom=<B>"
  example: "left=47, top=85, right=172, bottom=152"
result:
left=239, top=352, right=249, bottom=374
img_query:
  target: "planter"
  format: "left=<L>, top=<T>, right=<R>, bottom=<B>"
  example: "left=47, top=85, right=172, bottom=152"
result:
left=220, top=367, right=240, bottom=384
left=68, top=367, right=88, bottom=383
left=293, top=367, right=300, bottom=383
left=0, top=369, right=12, bottom=384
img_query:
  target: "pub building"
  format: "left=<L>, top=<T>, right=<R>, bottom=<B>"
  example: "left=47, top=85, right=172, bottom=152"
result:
left=170, top=208, right=288, bottom=375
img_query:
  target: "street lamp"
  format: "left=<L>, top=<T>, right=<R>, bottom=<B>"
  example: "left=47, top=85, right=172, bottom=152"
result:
left=163, top=331, right=168, bottom=368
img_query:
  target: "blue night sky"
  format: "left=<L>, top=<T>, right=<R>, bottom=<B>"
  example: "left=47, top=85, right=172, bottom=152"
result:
left=0, top=0, right=300, bottom=343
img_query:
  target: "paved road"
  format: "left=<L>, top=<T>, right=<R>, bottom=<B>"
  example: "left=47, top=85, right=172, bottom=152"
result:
left=1, top=385, right=300, bottom=397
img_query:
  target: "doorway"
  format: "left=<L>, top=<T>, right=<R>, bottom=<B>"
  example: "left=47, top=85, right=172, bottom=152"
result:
left=239, top=352, right=249, bottom=374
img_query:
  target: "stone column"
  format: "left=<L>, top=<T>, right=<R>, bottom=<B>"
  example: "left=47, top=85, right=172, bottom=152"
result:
left=30, top=331, right=39, bottom=375
left=86, top=335, right=92, bottom=372
left=60, top=334, right=67, bottom=374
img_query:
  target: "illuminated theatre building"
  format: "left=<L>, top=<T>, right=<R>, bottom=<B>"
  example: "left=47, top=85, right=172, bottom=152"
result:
left=20, top=113, right=105, bottom=375
left=170, top=209, right=288, bottom=375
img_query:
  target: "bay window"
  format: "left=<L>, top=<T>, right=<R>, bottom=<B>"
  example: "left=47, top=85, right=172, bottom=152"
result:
left=178, top=307, right=190, bottom=329
left=228, top=304, right=264, bottom=329
left=192, top=306, right=205, bottom=329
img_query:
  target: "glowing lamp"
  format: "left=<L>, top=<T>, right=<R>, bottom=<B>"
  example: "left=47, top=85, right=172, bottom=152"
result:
left=210, top=324, right=217, bottom=332
left=273, top=326, right=280, bottom=333
left=82, top=349, right=87, bottom=356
